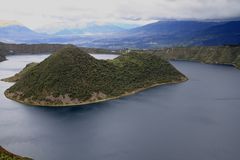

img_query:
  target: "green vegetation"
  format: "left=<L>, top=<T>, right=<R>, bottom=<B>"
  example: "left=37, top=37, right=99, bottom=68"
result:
left=0, top=146, right=32, bottom=160
left=233, top=55, right=240, bottom=69
left=152, top=46, right=240, bottom=69
left=2, top=63, right=38, bottom=82
left=4, top=46, right=186, bottom=106
left=125, top=46, right=240, bottom=69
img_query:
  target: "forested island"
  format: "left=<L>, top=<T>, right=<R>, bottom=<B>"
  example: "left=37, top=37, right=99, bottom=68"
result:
left=4, top=46, right=187, bottom=106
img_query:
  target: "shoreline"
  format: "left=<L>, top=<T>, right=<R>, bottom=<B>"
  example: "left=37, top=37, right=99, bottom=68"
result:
left=170, top=59, right=240, bottom=69
left=0, top=146, right=32, bottom=160
left=4, top=77, right=188, bottom=107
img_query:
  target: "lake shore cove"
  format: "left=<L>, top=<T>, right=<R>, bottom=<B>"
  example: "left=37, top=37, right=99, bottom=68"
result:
left=4, top=46, right=187, bottom=107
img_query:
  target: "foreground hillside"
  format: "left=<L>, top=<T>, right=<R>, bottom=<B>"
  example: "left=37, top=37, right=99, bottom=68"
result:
left=0, top=146, right=32, bottom=160
left=4, top=46, right=187, bottom=106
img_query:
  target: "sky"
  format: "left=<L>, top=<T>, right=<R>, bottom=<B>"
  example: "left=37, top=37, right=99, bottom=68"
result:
left=0, top=0, right=240, bottom=32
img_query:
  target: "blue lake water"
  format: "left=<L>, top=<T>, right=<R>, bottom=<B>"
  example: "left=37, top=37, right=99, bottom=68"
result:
left=0, top=54, right=240, bottom=160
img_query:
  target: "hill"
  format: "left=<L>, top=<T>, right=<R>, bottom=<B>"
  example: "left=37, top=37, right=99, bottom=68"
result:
left=121, top=46, right=240, bottom=69
left=153, top=46, right=240, bottom=69
left=4, top=46, right=187, bottom=106
left=0, top=24, right=47, bottom=43
left=2, top=62, right=38, bottom=82
left=192, top=21, right=240, bottom=46
left=85, top=20, right=240, bottom=49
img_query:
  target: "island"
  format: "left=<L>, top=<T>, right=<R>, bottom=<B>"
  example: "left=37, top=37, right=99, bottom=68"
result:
left=3, top=46, right=187, bottom=106
left=0, top=146, right=32, bottom=160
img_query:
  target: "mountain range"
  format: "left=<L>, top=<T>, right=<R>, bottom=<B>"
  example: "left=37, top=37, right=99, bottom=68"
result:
left=0, top=25, right=47, bottom=43
left=55, top=24, right=125, bottom=36
left=85, top=20, right=240, bottom=48
left=0, top=20, right=239, bottom=48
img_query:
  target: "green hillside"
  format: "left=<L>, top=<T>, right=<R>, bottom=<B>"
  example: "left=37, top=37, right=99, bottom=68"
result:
left=2, top=63, right=38, bottom=82
left=4, top=46, right=187, bottom=106
left=0, top=146, right=32, bottom=160
left=153, top=46, right=240, bottom=68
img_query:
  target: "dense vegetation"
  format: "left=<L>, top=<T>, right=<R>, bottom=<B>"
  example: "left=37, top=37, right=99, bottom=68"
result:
left=2, top=63, right=38, bottom=82
left=0, top=146, right=32, bottom=160
left=124, top=46, right=240, bottom=69
left=154, top=46, right=240, bottom=69
left=5, top=46, right=186, bottom=106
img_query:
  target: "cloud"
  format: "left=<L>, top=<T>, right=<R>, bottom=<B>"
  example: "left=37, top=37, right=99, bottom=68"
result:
left=0, top=0, right=239, bottom=30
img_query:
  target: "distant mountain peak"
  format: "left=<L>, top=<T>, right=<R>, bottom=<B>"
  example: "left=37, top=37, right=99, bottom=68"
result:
left=0, top=23, right=47, bottom=43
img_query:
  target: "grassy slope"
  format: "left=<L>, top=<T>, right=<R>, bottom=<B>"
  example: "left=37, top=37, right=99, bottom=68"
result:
left=153, top=46, right=240, bottom=68
left=2, top=63, right=38, bottom=82
left=5, top=46, right=186, bottom=106
left=0, top=146, right=32, bottom=160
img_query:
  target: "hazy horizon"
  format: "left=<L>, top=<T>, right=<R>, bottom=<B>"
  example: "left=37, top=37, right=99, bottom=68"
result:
left=0, top=0, right=240, bottom=33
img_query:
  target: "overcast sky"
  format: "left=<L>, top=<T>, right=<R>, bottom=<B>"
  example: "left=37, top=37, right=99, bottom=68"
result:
left=0, top=0, right=240, bottom=31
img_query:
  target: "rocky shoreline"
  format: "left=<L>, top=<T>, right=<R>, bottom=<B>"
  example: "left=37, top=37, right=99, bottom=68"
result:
left=5, top=77, right=187, bottom=107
